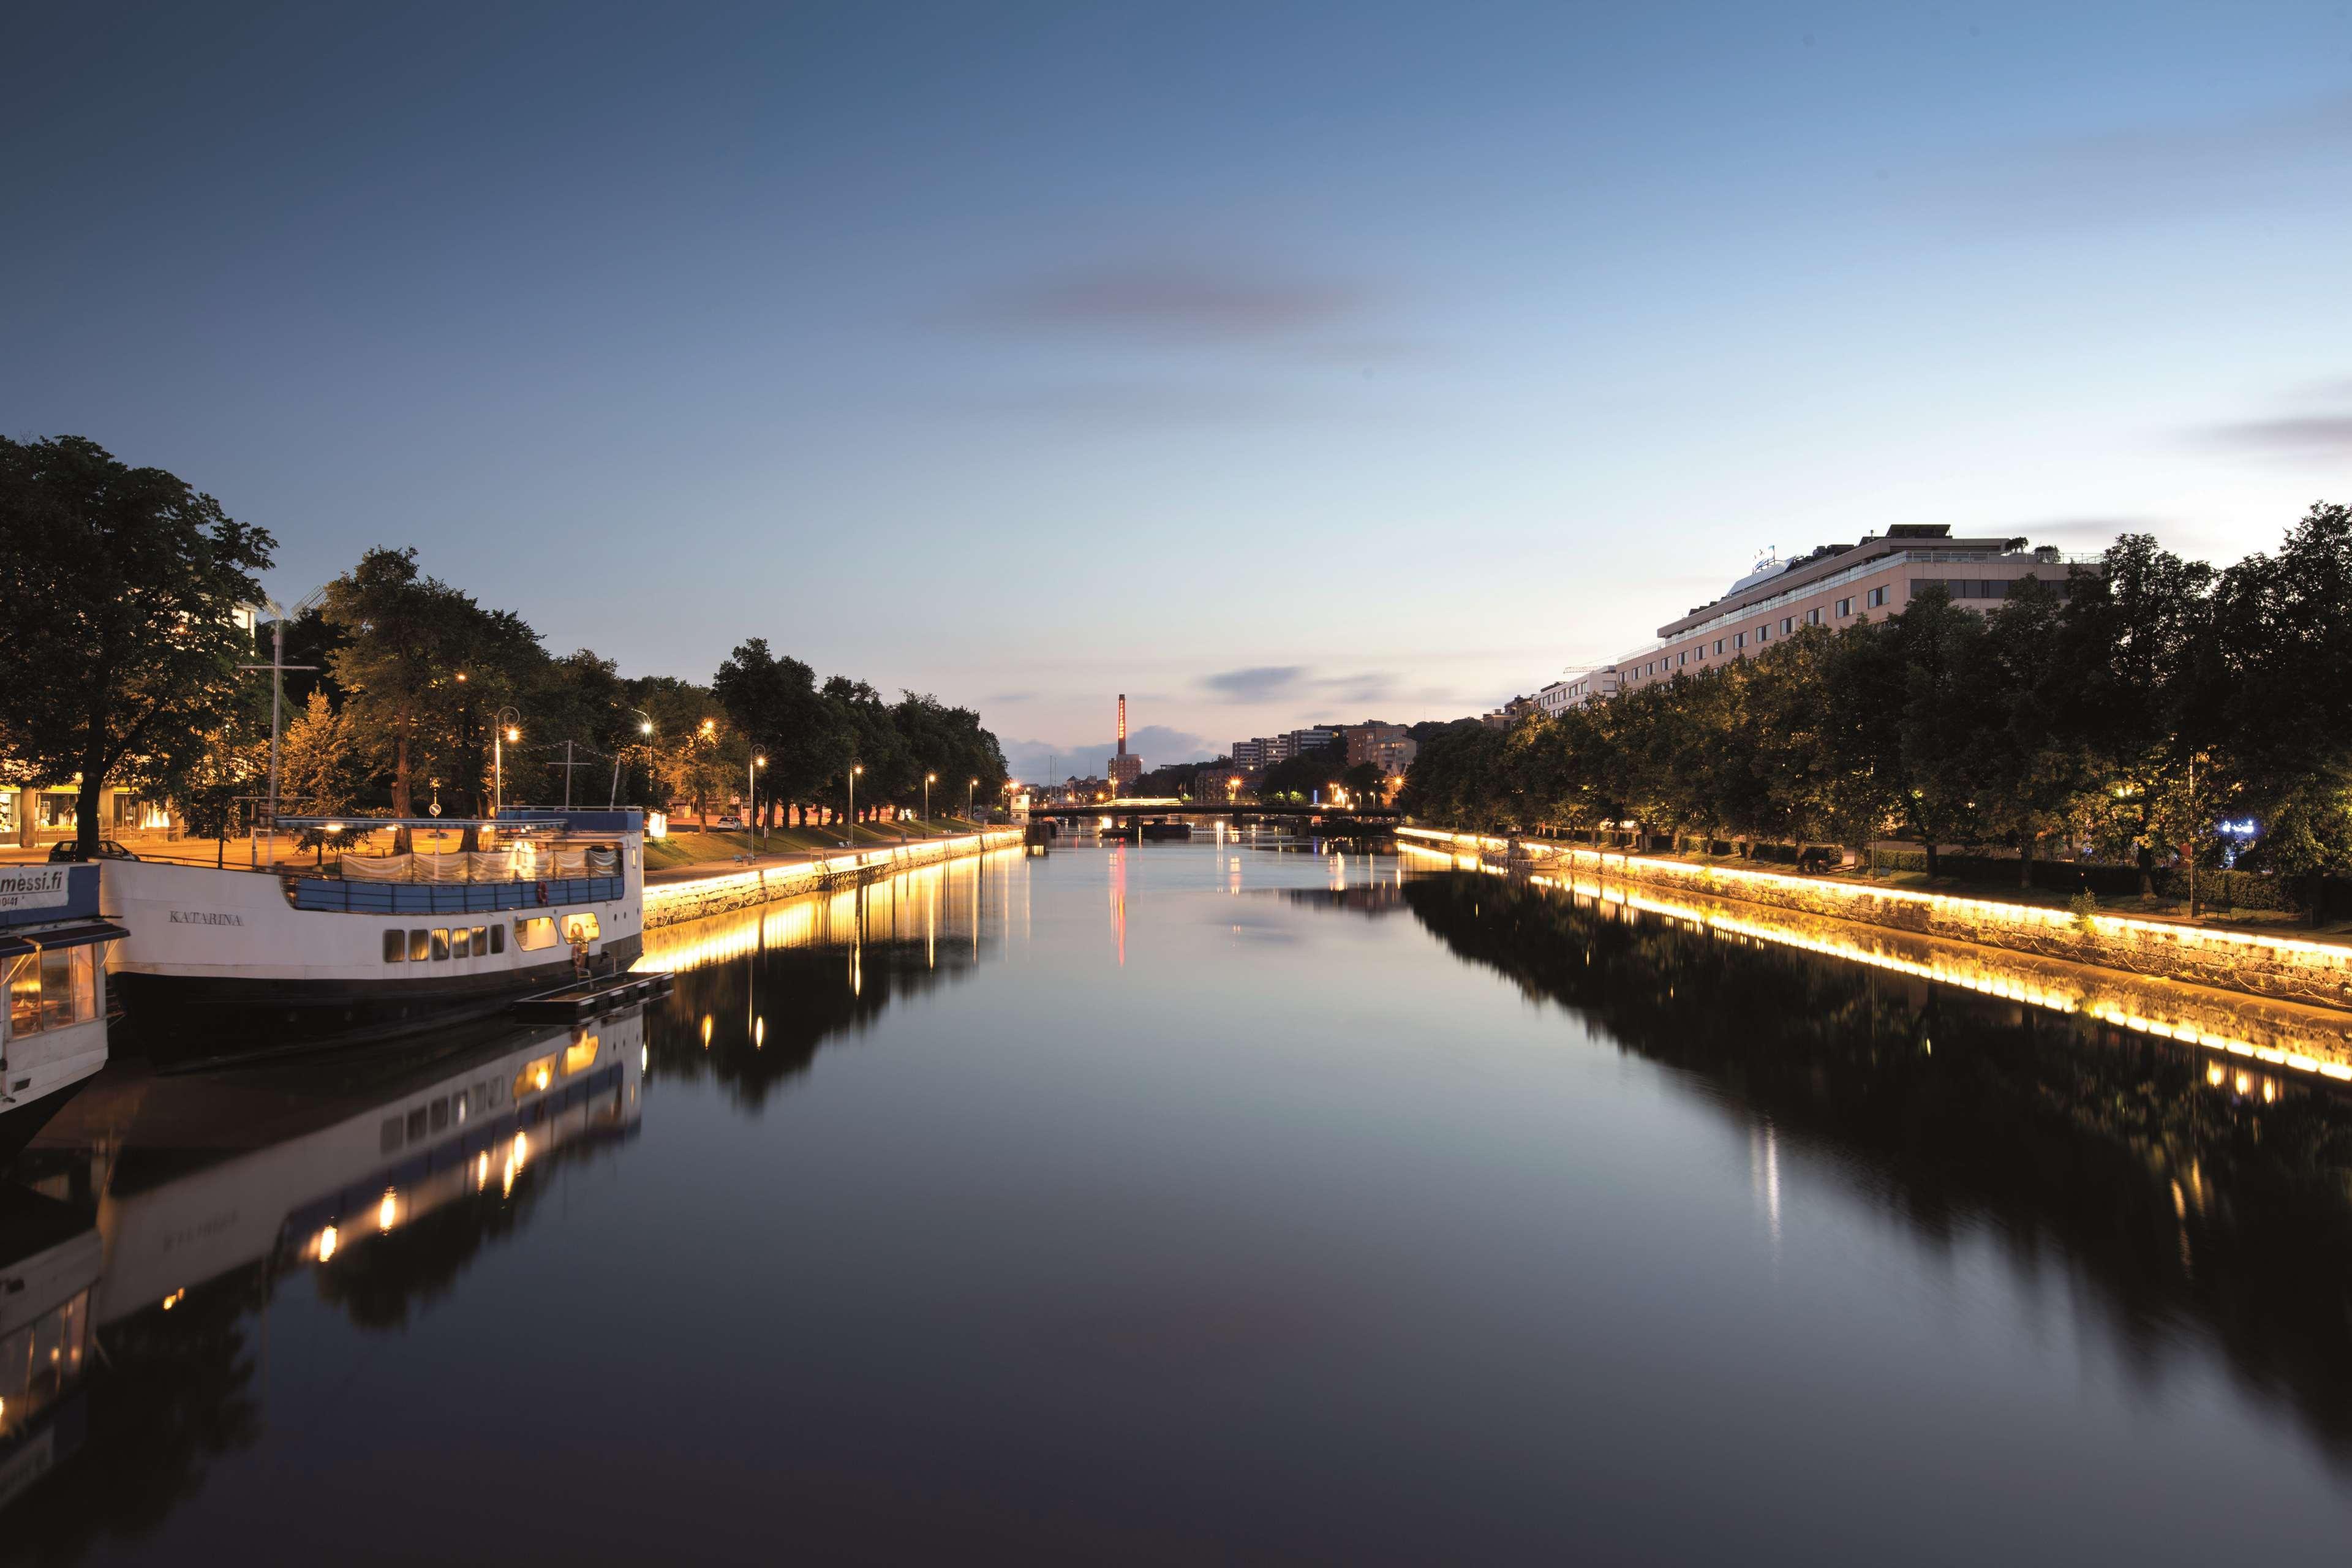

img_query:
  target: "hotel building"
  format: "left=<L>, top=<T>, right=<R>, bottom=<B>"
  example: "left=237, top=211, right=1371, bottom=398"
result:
left=1606, top=525, right=2092, bottom=695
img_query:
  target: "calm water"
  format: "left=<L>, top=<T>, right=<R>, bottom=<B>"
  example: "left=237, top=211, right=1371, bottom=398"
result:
left=8, top=835, right=2352, bottom=1564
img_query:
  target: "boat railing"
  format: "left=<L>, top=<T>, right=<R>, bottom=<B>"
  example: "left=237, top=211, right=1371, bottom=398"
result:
left=287, top=873, right=625, bottom=916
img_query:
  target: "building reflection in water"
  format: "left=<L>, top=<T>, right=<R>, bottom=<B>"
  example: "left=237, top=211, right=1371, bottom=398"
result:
left=1362, top=867, right=2352, bottom=1468
left=0, top=1010, right=644, bottom=1545
left=640, top=848, right=1022, bottom=1107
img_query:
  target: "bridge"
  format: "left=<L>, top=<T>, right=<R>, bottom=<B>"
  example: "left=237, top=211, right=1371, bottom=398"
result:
left=1037, top=801, right=1399, bottom=823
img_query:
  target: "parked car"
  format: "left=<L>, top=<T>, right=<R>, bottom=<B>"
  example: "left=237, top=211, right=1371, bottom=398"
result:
left=48, top=839, right=140, bottom=862
left=713, top=815, right=744, bottom=830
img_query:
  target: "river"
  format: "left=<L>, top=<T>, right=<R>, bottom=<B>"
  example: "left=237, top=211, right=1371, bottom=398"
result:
left=7, top=832, right=2352, bottom=1563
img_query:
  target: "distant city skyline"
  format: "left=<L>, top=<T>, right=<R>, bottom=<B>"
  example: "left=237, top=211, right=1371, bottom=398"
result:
left=6, top=2, right=2349, bottom=767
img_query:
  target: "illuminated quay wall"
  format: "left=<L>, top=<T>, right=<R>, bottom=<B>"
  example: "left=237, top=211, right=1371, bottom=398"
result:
left=642, top=829, right=1022, bottom=929
left=638, top=846, right=1013, bottom=976
left=1397, top=834, right=2352, bottom=1084
left=1398, top=827, right=2352, bottom=1020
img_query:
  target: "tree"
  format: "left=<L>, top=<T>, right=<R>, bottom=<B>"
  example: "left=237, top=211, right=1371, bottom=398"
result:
left=714, top=640, right=842, bottom=829
left=1887, top=587, right=1991, bottom=878
left=277, top=690, right=366, bottom=816
left=822, top=677, right=908, bottom=823
left=1967, top=576, right=2094, bottom=886
left=322, top=548, right=540, bottom=843
left=2211, top=502, right=2352, bottom=920
left=1262, top=742, right=1348, bottom=801
left=0, top=435, right=274, bottom=855
left=2057, top=535, right=2217, bottom=896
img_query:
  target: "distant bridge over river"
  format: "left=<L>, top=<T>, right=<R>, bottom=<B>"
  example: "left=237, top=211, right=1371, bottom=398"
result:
left=1038, top=801, right=1399, bottom=823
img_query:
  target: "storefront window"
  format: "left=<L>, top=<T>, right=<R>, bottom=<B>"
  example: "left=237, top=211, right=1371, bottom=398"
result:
left=37, top=795, right=76, bottom=830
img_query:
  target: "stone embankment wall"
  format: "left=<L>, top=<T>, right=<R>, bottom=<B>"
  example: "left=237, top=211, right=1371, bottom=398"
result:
left=644, top=830, right=1022, bottom=929
left=1396, top=828, right=2352, bottom=1016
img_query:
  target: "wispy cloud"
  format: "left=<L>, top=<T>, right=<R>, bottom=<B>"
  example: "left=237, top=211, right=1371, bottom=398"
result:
left=962, top=261, right=1367, bottom=343
left=970, top=379, right=1295, bottom=429
left=1912, top=92, right=2352, bottom=230
left=2196, top=380, right=2352, bottom=461
left=2206, top=415, right=2352, bottom=458
left=1200, top=665, right=1309, bottom=702
left=1196, top=665, right=1471, bottom=717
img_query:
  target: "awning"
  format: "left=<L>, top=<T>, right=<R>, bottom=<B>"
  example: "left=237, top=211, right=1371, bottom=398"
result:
left=29, top=922, right=129, bottom=952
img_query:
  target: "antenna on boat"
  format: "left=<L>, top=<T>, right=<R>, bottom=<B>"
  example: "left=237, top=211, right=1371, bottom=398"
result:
left=241, top=586, right=326, bottom=868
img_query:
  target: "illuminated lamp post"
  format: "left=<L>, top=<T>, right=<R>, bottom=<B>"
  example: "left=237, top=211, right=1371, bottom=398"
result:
left=968, top=777, right=978, bottom=823
left=924, top=772, right=935, bottom=827
left=845, top=763, right=862, bottom=846
left=493, top=708, right=522, bottom=818
left=748, top=752, right=766, bottom=842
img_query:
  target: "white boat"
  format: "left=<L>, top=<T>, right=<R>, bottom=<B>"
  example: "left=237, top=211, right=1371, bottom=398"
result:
left=1, top=865, right=124, bottom=1159
left=102, top=809, right=646, bottom=1047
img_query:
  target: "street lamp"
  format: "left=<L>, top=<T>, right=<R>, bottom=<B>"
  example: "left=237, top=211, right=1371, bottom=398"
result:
left=924, top=772, right=935, bottom=826
left=611, top=707, right=655, bottom=809
left=493, top=708, right=522, bottom=818
left=748, top=750, right=766, bottom=842
left=968, top=777, right=978, bottom=823
left=845, top=763, right=862, bottom=846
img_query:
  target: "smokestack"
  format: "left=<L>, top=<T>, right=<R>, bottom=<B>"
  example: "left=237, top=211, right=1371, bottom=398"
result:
left=1117, top=693, right=1127, bottom=756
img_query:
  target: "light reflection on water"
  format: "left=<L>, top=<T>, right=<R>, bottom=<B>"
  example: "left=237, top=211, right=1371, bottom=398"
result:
left=3, top=840, right=2351, bottom=1564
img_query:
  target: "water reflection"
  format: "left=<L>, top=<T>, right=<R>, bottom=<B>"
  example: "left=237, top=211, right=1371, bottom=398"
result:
left=1386, top=869, right=2352, bottom=1466
left=0, top=1013, right=642, bottom=1550
left=643, top=848, right=1022, bottom=1106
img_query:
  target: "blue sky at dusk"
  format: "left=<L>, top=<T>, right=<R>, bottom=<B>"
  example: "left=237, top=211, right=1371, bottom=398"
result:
left=6, top=2, right=2350, bottom=778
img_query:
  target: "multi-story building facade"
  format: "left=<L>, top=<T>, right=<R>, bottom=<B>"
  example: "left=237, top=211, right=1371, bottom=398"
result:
left=1287, top=726, right=1343, bottom=755
left=1542, top=668, right=1623, bottom=712
left=1230, top=739, right=1267, bottom=770
left=1610, top=525, right=2089, bottom=694
left=1343, top=723, right=1409, bottom=767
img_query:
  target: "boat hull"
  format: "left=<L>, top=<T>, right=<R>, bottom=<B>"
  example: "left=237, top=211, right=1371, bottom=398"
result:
left=110, top=937, right=644, bottom=1050
left=100, top=856, right=645, bottom=1050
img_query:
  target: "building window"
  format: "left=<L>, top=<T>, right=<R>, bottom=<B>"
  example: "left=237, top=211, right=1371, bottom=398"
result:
left=1713, top=639, right=1725, bottom=656
left=1757, top=625, right=1770, bottom=642
left=450, top=926, right=470, bottom=959
left=1734, top=632, right=1747, bottom=649
left=36, top=796, right=77, bottom=831
left=1867, top=586, right=1888, bottom=608
left=517, top=916, right=557, bottom=951
left=409, top=929, right=431, bottom=962
left=473, top=925, right=489, bottom=956
left=431, top=929, right=450, bottom=960
left=384, top=929, right=406, bottom=963
left=1781, top=616, right=1795, bottom=635
left=1805, top=608, right=1820, bottom=625
left=1836, top=597, right=1852, bottom=616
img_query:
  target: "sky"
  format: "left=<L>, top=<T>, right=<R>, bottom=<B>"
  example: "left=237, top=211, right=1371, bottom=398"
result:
left=6, top=2, right=2350, bottom=781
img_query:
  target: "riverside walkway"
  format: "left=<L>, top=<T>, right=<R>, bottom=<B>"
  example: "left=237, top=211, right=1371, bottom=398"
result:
left=642, top=827, right=1023, bottom=927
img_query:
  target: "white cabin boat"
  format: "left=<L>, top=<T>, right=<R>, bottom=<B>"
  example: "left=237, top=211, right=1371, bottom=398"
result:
left=1, top=865, right=123, bottom=1159
left=102, top=809, right=645, bottom=1046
